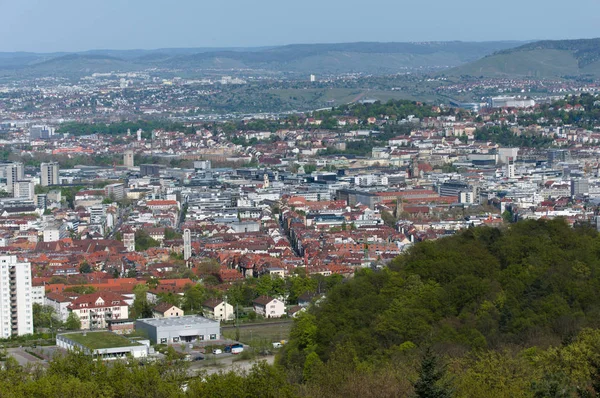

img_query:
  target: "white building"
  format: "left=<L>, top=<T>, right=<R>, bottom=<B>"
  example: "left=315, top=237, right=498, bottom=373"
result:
left=68, top=292, right=130, bottom=330
left=252, top=296, right=285, bottom=319
left=0, top=162, right=24, bottom=193
left=40, top=162, right=59, bottom=187
left=0, top=256, right=33, bottom=337
left=45, top=292, right=72, bottom=323
left=31, top=284, right=45, bottom=306
left=13, top=180, right=35, bottom=200
left=202, top=298, right=234, bottom=321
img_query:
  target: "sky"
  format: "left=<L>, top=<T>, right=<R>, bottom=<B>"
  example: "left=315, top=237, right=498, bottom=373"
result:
left=1, top=0, right=599, bottom=52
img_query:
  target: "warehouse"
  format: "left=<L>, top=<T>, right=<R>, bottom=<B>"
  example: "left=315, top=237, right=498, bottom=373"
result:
left=56, top=331, right=149, bottom=360
left=135, top=315, right=220, bottom=344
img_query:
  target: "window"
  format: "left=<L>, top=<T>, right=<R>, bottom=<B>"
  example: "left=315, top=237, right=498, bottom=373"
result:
left=173, top=337, right=179, bottom=343
left=160, top=338, right=167, bottom=344
left=199, top=335, right=204, bottom=341
left=210, top=334, right=216, bottom=340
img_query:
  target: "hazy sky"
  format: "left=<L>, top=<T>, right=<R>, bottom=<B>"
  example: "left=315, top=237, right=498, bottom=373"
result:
left=2, top=0, right=599, bottom=52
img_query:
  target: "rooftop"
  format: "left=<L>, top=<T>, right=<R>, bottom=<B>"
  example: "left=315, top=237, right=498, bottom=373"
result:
left=61, top=331, right=141, bottom=349
left=136, top=315, right=218, bottom=328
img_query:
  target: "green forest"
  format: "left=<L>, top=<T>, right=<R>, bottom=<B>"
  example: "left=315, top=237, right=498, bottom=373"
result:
left=7, top=219, right=600, bottom=397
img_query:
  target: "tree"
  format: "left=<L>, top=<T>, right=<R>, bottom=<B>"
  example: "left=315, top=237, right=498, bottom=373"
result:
left=79, top=261, right=92, bottom=274
left=414, top=349, right=452, bottom=398
left=134, top=230, right=160, bottom=252
left=381, top=210, right=397, bottom=228
left=33, top=304, right=60, bottom=330
left=64, top=313, right=81, bottom=330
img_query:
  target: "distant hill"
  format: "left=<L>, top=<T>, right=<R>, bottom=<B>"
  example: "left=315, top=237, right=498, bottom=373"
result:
left=447, top=38, right=600, bottom=78
left=0, top=41, right=523, bottom=77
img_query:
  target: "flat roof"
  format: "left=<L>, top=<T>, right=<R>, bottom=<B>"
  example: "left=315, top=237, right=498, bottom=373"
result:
left=61, top=331, right=141, bottom=349
left=136, top=315, right=218, bottom=328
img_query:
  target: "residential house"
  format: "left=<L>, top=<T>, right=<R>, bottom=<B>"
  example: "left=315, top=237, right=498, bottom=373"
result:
left=253, top=296, right=285, bottom=319
left=202, top=298, right=234, bottom=322
left=68, top=292, right=129, bottom=330
left=152, top=303, right=183, bottom=318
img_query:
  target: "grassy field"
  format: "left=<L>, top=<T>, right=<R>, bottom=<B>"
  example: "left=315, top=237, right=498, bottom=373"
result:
left=222, top=322, right=292, bottom=346
left=63, top=332, right=140, bottom=349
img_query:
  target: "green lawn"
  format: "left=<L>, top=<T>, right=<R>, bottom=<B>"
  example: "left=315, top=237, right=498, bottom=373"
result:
left=63, top=332, right=140, bottom=350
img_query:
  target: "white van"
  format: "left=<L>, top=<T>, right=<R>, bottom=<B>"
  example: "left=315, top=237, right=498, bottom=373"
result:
left=212, top=349, right=222, bottom=355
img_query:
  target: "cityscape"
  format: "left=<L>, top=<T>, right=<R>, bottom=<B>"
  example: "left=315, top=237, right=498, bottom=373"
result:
left=2, top=1, right=600, bottom=397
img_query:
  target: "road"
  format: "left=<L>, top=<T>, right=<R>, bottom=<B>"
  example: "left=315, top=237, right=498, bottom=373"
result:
left=6, top=347, right=48, bottom=367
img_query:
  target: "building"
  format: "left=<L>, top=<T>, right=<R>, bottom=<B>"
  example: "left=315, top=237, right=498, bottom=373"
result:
left=104, top=183, right=125, bottom=201
left=68, top=292, right=130, bottom=330
left=29, top=125, right=55, bottom=140
left=0, top=162, right=24, bottom=193
left=140, top=164, right=165, bottom=177
left=183, top=229, right=192, bottom=261
left=135, top=315, right=220, bottom=344
left=56, top=331, right=149, bottom=360
left=310, top=74, right=316, bottom=82
left=40, top=162, right=60, bottom=187
left=0, top=256, right=33, bottom=337
left=45, top=292, right=72, bottom=323
left=252, top=296, right=285, bottom=318
left=31, top=284, right=45, bottom=306
left=506, top=157, right=515, bottom=179
left=152, top=303, right=183, bottom=318
left=571, top=178, right=589, bottom=196
left=202, top=298, right=234, bottom=321
left=123, top=150, right=134, bottom=168
left=490, top=96, right=535, bottom=108
left=13, top=180, right=34, bottom=200
left=123, top=230, right=135, bottom=252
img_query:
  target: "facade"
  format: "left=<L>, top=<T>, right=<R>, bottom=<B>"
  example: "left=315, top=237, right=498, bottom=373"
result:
left=57, top=331, right=149, bottom=360
left=68, top=292, right=129, bottom=330
left=123, top=231, right=135, bottom=252
left=152, top=303, right=183, bottom=318
left=123, top=150, right=134, bottom=168
left=104, top=183, right=125, bottom=201
left=31, top=284, right=45, bottom=306
left=571, top=178, right=589, bottom=196
left=135, top=315, right=220, bottom=344
left=40, top=162, right=60, bottom=186
left=0, top=256, right=33, bottom=337
left=252, top=296, right=285, bottom=318
left=183, top=229, right=191, bottom=261
left=202, top=298, right=234, bottom=321
left=45, top=292, right=72, bottom=322
left=29, top=125, right=55, bottom=140
left=14, top=180, right=35, bottom=200
left=506, top=157, right=516, bottom=179
left=0, top=162, right=24, bottom=193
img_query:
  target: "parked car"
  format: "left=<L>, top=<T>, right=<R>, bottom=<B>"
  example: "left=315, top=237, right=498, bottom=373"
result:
left=212, top=349, right=222, bottom=355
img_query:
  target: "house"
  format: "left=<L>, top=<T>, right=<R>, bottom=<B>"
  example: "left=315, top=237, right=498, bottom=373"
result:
left=253, top=296, right=285, bottom=319
left=298, top=292, right=323, bottom=308
left=152, top=303, right=183, bottom=318
left=45, top=292, right=72, bottom=322
left=202, top=298, right=235, bottom=322
left=68, top=292, right=129, bottom=330
left=287, top=305, right=305, bottom=318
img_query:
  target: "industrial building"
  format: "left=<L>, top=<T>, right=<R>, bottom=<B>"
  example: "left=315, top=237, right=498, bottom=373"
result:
left=57, top=331, right=149, bottom=360
left=135, top=315, right=220, bottom=344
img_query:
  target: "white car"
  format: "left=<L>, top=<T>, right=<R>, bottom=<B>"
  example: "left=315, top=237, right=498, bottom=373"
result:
left=212, top=349, right=222, bottom=355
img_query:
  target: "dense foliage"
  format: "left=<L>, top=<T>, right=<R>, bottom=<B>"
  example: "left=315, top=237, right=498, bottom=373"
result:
left=475, top=125, right=553, bottom=147
left=57, top=120, right=196, bottom=137
left=278, top=219, right=600, bottom=395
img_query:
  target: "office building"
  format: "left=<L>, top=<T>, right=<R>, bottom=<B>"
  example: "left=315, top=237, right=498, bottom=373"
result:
left=0, top=256, right=34, bottom=337
left=571, top=178, right=589, bottom=196
left=0, top=162, right=24, bottom=193
left=29, top=125, right=55, bottom=140
left=13, top=180, right=35, bottom=200
left=506, top=157, right=515, bottom=179
left=40, top=162, right=59, bottom=187
left=104, top=183, right=125, bottom=201
left=183, top=229, right=191, bottom=261
left=123, top=150, right=134, bottom=168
